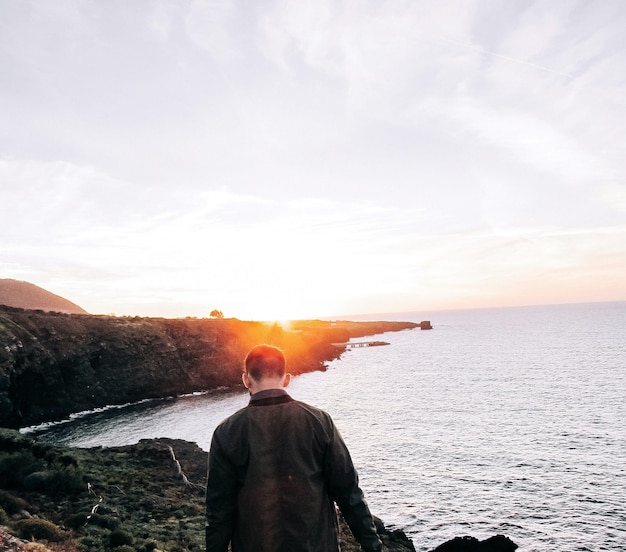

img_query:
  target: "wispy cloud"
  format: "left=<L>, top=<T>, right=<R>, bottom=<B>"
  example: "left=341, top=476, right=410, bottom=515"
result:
left=184, top=0, right=240, bottom=62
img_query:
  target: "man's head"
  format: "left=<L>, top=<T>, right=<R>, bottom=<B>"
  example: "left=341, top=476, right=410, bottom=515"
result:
left=242, top=344, right=290, bottom=392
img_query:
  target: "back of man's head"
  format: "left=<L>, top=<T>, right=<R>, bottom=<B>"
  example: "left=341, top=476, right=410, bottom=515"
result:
left=244, top=344, right=286, bottom=381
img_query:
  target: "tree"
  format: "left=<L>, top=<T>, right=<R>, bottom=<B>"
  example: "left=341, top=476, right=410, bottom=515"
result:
left=209, top=309, right=224, bottom=319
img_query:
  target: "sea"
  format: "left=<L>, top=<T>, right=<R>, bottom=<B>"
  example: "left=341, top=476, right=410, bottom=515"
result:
left=24, top=301, right=626, bottom=552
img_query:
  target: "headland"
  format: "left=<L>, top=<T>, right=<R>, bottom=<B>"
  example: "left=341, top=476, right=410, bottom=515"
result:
left=0, top=305, right=417, bottom=429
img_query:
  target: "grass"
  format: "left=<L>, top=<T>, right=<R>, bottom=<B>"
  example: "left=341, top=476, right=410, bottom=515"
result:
left=0, top=429, right=207, bottom=552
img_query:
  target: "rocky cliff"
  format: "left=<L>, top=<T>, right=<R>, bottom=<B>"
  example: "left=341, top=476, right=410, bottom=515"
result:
left=0, top=305, right=417, bottom=429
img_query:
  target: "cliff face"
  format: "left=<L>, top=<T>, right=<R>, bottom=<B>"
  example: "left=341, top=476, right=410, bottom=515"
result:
left=0, top=306, right=417, bottom=428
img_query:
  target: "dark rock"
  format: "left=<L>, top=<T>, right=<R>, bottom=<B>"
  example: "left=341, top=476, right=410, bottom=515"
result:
left=431, top=534, right=518, bottom=551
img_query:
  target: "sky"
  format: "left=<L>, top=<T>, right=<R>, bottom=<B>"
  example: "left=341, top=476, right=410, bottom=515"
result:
left=1, top=0, right=625, bottom=321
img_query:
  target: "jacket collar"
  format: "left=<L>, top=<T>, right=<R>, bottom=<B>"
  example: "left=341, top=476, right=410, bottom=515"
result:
left=249, top=390, right=293, bottom=407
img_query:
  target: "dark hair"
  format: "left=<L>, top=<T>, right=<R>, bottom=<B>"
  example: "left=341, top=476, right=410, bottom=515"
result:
left=244, top=345, right=286, bottom=381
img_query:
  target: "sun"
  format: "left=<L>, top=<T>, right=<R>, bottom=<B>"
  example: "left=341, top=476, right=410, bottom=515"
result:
left=234, top=294, right=333, bottom=323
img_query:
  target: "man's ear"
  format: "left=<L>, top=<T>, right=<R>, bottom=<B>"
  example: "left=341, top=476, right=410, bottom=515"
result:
left=283, top=373, right=291, bottom=388
left=242, top=372, right=251, bottom=389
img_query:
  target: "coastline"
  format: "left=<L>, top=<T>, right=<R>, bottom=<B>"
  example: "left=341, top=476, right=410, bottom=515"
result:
left=0, top=305, right=417, bottom=429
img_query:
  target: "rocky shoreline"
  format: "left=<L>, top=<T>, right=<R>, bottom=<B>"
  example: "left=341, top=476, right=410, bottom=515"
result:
left=0, top=429, right=517, bottom=552
left=0, top=305, right=417, bottom=428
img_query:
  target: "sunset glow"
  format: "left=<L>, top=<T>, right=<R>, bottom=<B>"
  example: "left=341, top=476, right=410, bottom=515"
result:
left=1, top=2, right=625, bottom=320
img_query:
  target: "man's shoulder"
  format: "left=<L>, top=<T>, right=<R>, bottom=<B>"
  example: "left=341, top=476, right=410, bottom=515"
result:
left=291, top=399, right=335, bottom=424
left=214, top=404, right=250, bottom=433
left=213, top=397, right=335, bottom=431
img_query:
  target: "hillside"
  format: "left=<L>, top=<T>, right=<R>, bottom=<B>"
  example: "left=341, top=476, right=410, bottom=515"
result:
left=0, top=429, right=518, bottom=552
left=0, top=429, right=421, bottom=552
left=0, top=279, right=88, bottom=315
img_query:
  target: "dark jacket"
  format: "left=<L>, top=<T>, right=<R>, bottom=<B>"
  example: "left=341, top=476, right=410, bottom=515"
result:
left=205, top=393, right=382, bottom=552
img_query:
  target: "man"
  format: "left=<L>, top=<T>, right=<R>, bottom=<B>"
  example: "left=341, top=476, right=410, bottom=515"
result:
left=205, top=344, right=383, bottom=552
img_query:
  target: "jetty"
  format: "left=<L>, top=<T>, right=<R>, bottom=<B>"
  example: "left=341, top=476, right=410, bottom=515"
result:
left=344, top=340, right=390, bottom=348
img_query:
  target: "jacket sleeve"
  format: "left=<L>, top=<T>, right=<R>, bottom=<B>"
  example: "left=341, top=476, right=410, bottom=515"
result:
left=205, top=429, right=238, bottom=552
left=325, top=421, right=383, bottom=552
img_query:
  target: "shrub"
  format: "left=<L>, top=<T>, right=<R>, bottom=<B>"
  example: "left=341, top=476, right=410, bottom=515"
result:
left=44, top=468, right=85, bottom=494
left=0, top=489, right=29, bottom=515
left=115, top=546, right=136, bottom=552
left=0, top=506, right=8, bottom=524
left=164, top=542, right=186, bottom=552
left=109, top=529, right=134, bottom=548
left=15, top=518, right=66, bottom=542
left=57, top=454, right=79, bottom=469
left=21, top=467, right=84, bottom=495
left=31, top=441, right=53, bottom=459
left=89, top=513, right=120, bottom=530
left=22, top=471, right=52, bottom=491
left=65, top=512, right=89, bottom=530
left=78, top=535, right=98, bottom=549
left=0, top=451, right=45, bottom=488
left=142, top=540, right=158, bottom=552
left=0, top=428, right=32, bottom=452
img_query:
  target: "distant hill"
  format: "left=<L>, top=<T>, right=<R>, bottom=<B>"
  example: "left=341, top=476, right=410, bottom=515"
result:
left=0, top=279, right=88, bottom=314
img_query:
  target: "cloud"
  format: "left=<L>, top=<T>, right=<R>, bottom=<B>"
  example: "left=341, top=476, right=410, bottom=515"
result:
left=2, top=1, right=625, bottom=317
left=0, top=155, right=435, bottom=316
left=184, top=0, right=240, bottom=62
left=598, top=183, right=626, bottom=213
left=0, top=158, right=185, bottom=237
left=442, top=97, right=613, bottom=183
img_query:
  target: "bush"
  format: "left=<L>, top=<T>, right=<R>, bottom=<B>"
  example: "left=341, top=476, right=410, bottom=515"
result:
left=142, top=540, right=158, bottom=552
left=115, top=546, right=136, bottom=552
left=0, top=428, right=32, bottom=452
left=109, top=529, right=134, bottom=548
left=0, top=506, right=8, bottom=524
left=31, top=441, right=53, bottom=459
left=15, top=518, right=66, bottom=542
left=164, top=542, right=186, bottom=552
left=89, top=513, right=120, bottom=530
left=65, top=512, right=89, bottom=530
left=21, top=467, right=84, bottom=495
left=45, top=468, right=85, bottom=494
left=22, top=471, right=52, bottom=491
left=0, top=451, right=45, bottom=488
left=0, top=489, right=29, bottom=515
left=57, top=453, right=79, bottom=469
left=78, top=536, right=98, bottom=549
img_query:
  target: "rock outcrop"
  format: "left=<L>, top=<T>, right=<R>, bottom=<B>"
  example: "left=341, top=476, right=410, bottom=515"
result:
left=0, top=305, right=417, bottom=428
left=431, top=535, right=518, bottom=551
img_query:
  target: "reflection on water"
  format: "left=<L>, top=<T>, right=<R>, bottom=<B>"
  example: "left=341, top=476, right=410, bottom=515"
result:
left=28, top=303, right=626, bottom=552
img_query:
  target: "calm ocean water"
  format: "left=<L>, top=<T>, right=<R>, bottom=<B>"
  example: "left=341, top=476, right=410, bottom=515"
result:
left=26, top=302, right=626, bottom=551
